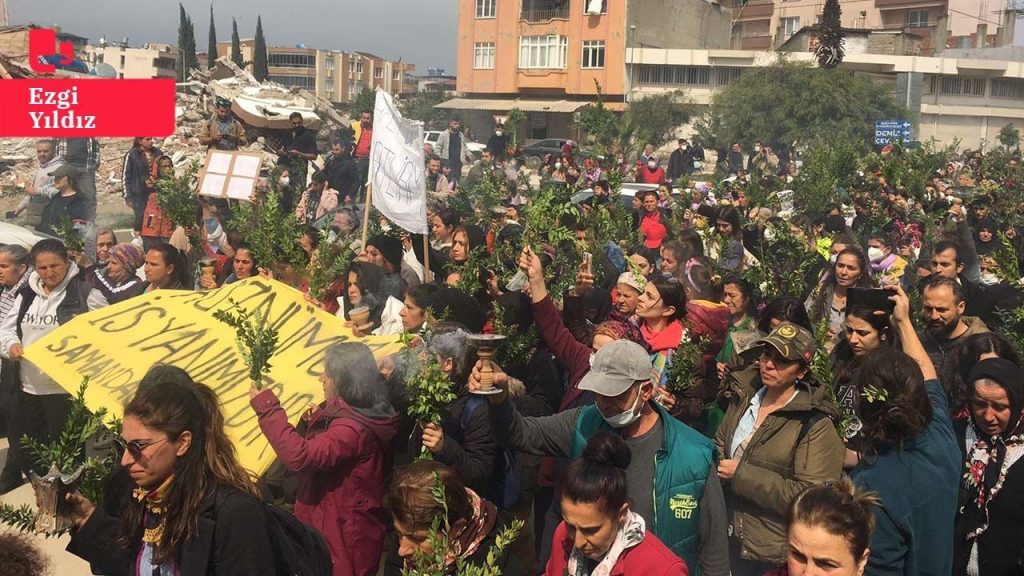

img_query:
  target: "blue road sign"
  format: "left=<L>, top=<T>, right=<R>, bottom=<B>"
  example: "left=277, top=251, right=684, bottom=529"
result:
left=875, top=120, right=912, bottom=146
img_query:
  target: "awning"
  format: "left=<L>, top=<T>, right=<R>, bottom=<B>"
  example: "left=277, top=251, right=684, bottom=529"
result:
left=436, top=97, right=614, bottom=114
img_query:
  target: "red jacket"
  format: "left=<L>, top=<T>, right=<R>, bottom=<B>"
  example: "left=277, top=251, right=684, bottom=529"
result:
left=545, top=521, right=689, bottom=576
left=639, top=210, right=669, bottom=249
left=252, top=389, right=400, bottom=576
left=637, top=165, right=667, bottom=185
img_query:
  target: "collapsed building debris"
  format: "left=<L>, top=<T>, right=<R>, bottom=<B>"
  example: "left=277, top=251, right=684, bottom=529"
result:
left=0, top=56, right=353, bottom=226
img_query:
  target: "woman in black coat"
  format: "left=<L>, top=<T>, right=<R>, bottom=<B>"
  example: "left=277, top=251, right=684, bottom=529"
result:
left=954, top=357, right=1024, bottom=576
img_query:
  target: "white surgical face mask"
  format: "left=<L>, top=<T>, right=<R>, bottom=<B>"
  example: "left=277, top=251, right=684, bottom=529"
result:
left=278, top=177, right=289, bottom=186
left=754, top=146, right=762, bottom=152
left=647, top=160, right=657, bottom=169
left=868, top=247, right=886, bottom=263
left=554, top=162, right=563, bottom=170
left=680, top=145, right=688, bottom=150
left=495, top=130, right=503, bottom=136
left=829, top=254, right=838, bottom=265
left=979, top=272, right=1000, bottom=286
left=600, top=385, right=644, bottom=429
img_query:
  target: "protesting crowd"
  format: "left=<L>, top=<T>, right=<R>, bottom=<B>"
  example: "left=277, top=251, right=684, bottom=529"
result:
left=3, top=101, right=1024, bottom=576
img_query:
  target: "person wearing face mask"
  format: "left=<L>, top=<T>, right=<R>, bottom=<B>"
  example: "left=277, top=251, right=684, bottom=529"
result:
left=637, top=155, right=667, bottom=186
left=866, top=233, right=907, bottom=288
left=715, top=322, right=845, bottom=576
left=667, top=138, right=696, bottom=183
left=486, top=123, right=509, bottom=161
left=468, top=331, right=730, bottom=576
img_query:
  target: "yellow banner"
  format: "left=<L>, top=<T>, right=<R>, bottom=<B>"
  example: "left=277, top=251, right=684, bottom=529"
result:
left=23, top=277, right=403, bottom=475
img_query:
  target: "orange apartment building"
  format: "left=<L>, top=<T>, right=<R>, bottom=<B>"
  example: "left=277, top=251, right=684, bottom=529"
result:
left=442, top=0, right=732, bottom=140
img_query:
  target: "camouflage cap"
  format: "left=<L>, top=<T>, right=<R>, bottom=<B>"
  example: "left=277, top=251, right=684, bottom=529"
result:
left=756, top=322, right=815, bottom=364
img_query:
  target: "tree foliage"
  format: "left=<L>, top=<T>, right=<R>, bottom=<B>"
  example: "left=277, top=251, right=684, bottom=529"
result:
left=230, top=18, right=243, bottom=68
left=350, top=87, right=377, bottom=116
left=207, top=4, right=218, bottom=69
left=177, top=4, right=199, bottom=81
left=398, top=90, right=449, bottom=131
left=252, top=15, right=268, bottom=82
left=626, top=90, right=692, bottom=151
left=998, top=122, right=1021, bottom=150
left=694, top=61, right=906, bottom=153
left=815, top=0, right=845, bottom=68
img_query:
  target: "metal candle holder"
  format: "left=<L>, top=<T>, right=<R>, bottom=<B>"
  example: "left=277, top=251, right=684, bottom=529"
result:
left=467, top=333, right=506, bottom=395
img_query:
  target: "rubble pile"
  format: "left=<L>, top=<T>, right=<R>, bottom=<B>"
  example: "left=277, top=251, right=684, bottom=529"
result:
left=0, top=56, right=353, bottom=226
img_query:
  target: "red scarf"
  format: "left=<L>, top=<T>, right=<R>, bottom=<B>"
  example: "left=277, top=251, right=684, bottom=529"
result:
left=641, top=319, right=684, bottom=353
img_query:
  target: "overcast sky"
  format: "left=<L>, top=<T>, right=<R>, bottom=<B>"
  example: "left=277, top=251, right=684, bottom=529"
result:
left=9, top=0, right=458, bottom=73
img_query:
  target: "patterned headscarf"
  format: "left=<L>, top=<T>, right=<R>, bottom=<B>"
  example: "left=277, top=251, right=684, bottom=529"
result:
left=107, top=243, right=144, bottom=284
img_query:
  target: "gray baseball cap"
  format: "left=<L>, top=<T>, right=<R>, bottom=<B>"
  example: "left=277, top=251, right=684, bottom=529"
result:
left=578, top=339, right=653, bottom=397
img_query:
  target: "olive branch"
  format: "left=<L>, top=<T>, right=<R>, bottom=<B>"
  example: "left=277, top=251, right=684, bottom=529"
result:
left=212, top=299, right=280, bottom=389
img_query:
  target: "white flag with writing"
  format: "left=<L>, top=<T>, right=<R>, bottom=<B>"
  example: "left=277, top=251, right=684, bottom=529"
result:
left=368, top=89, right=427, bottom=234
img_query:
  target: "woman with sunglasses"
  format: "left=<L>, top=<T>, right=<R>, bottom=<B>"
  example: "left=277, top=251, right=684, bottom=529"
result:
left=714, top=322, right=845, bottom=576
left=64, top=365, right=278, bottom=575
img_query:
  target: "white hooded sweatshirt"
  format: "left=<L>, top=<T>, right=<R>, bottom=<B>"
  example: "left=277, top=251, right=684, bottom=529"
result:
left=0, top=261, right=108, bottom=395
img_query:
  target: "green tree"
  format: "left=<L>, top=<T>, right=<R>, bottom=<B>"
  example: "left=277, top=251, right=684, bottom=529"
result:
left=230, top=18, right=243, bottom=68
left=625, top=90, right=692, bottom=151
left=207, top=4, right=217, bottom=69
left=694, top=60, right=905, bottom=153
left=350, top=87, right=377, bottom=116
left=816, top=0, right=844, bottom=68
left=177, top=4, right=198, bottom=81
left=252, top=15, right=268, bottom=81
left=398, top=91, right=449, bottom=131
left=998, top=122, right=1021, bottom=150
left=576, top=80, right=620, bottom=157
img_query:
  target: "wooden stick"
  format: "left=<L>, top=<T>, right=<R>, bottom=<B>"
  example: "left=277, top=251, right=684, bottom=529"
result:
left=422, top=232, right=432, bottom=284
left=360, top=183, right=373, bottom=252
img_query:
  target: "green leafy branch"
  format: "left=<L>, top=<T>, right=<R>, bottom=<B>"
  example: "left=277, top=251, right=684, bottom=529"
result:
left=212, top=299, right=280, bottom=388
left=229, top=172, right=306, bottom=271
left=53, top=214, right=84, bottom=253
left=156, top=160, right=201, bottom=253
left=403, top=352, right=456, bottom=459
left=308, top=231, right=354, bottom=301
left=665, top=334, right=708, bottom=395
left=491, top=301, right=538, bottom=370
left=0, top=504, right=37, bottom=534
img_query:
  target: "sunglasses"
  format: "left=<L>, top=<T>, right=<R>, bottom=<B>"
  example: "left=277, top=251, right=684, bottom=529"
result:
left=114, top=437, right=169, bottom=461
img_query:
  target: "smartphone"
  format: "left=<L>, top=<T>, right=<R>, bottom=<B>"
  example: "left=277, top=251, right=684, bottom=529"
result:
left=583, top=252, right=593, bottom=274
left=847, top=287, right=895, bottom=313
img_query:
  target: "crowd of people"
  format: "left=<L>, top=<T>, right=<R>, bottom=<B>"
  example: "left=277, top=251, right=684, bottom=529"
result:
left=2, top=112, right=1024, bottom=576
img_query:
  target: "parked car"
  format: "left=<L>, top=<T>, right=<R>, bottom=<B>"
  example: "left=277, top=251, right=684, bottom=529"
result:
left=424, top=130, right=486, bottom=160
left=520, top=139, right=600, bottom=168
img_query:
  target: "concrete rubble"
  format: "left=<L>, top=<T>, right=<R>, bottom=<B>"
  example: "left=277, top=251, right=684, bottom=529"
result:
left=0, top=56, right=353, bottom=224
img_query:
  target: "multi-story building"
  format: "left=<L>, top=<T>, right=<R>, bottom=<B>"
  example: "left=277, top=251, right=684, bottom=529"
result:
left=83, top=42, right=178, bottom=79
left=216, top=40, right=415, bottom=105
left=725, top=0, right=952, bottom=53
left=443, top=0, right=732, bottom=139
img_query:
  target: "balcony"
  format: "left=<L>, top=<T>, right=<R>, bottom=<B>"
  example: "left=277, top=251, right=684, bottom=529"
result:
left=520, top=7, right=570, bottom=22
left=731, top=0, right=774, bottom=22
left=874, top=0, right=946, bottom=8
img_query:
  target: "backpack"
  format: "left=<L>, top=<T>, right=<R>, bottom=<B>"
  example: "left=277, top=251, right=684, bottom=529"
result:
left=458, top=397, right=523, bottom=510
left=263, top=502, right=335, bottom=576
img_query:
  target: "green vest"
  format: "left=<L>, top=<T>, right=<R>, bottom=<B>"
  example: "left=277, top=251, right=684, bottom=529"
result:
left=569, top=403, right=714, bottom=575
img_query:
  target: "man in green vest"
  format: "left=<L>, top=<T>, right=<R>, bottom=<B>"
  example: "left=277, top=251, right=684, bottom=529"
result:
left=469, top=339, right=729, bottom=576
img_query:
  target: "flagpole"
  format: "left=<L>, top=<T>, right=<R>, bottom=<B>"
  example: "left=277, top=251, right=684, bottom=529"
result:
left=360, top=183, right=373, bottom=252
left=422, top=233, right=432, bottom=283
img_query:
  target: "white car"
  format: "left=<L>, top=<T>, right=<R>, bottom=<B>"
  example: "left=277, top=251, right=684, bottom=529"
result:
left=0, top=222, right=52, bottom=248
left=424, top=131, right=486, bottom=159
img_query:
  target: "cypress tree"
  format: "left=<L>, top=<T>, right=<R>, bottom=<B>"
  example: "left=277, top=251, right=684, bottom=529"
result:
left=815, top=0, right=845, bottom=69
left=253, top=15, right=268, bottom=81
left=207, top=4, right=217, bottom=68
left=231, top=18, right=243, bottom=68
left=177, top=4, right=198, bottom=80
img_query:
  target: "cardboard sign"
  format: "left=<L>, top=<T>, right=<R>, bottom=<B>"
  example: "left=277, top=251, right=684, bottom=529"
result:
left=197, top=149, right=264, bottom=201
left=23, top=277, right=402, bottom=475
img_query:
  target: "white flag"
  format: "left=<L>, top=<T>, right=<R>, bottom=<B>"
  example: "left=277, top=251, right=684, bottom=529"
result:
left=368, top=89, right=427, bottom=234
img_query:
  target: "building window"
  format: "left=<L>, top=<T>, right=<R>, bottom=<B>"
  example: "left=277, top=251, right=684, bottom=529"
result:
left=635, top=65, right=711, bottom=86
left=582, top=40, right=605, bottom=69
left=519, top=35, right=568, bottom=69
left=906, top=9, right=929, bottom=28
left=268, top=53, right=316, bottom=68
left=713, top=68, right=743, bottom=86
left=780, top=17, right=800, bottom=38
left=326, top=59, right=334, bottom=70
left=938, top=76, right=987, bottom=97
left=348, top=61, right=364, bottom=74
left=584, top=0, right=607, bottom=14
left=374, top=67, right=383, bottom=79
left=392, top=70, right=401, bottom=81
left=474, top=42, right=495, bottom=69
left=268, top=75, right=316, bottom=89
left=991, top=78, right=1024, bottom=99
left=476, top=0, right=496, bottom=18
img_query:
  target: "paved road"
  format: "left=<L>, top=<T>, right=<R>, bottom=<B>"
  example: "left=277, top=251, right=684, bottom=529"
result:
left=0, top=437, right=94, bottom=575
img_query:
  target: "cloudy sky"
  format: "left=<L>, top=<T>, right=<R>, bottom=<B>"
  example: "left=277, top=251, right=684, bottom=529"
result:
left=9, top=0, right=459, bottom=73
